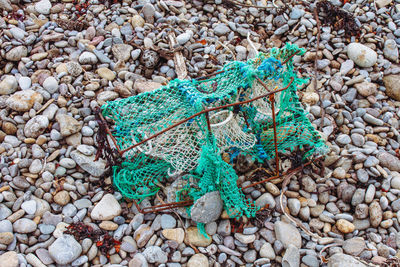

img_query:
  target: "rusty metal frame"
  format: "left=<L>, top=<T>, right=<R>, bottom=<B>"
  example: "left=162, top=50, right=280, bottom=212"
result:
left=97, top=52, right=321, bottom=214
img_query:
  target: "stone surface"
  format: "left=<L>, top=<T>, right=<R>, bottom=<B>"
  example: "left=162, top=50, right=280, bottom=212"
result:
left=142, top=246, right=168, bottom=264
left=5, top=46, right=27, bottom=61
left=336, top=219, right=355, bottom=233
left=24, top=115, right=49, bottom=138
left=347, top=43, right=377, bottom=68
left=35, top=0, right=51, bottom=14
left=274, top=221, right=301, bottom=248
left=369, top=201, right=383, bottom=227
left=56, top=114, right=81, bottom=137
left=0, top=75, right=18, bottom=95
left=48, top=235, right=82, bottom=265
left=190, top=191, right=223, bottom=224
left=260, top=242, right=276, bottom=259
left=343, top=237, right=366, bottom=256
left=70, top=150, right=107, bottom=177
left=112, top=44, right=133, bottom=61
left=162, top=228, right=185, bottom=243
left=328, top=253, right=367, bottom=267
left=383, top=75, right=400, bottom=101
left=6, top=90, right=43, bottom=111
left=0, top=251, right=18, bottom=267
left=79, top=52, right=98, bottom=65
left=90, top=194, right=122, bottom=220
left=185, top=227, right=212, bottom=247
left=354, top=82, right=377, bottom=97
left=97, top=67, right=116, bottom=80
left=383, top=39, right=399, bottom=62
left=377, top=151, right=400, bottom=171
left=282, top=244, right=300, bottom=267
left=187, top=254, right=209, bottom=267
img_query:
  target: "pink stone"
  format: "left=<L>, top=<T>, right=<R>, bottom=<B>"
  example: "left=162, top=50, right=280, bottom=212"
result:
left=89, top=36, right=104, bottom=46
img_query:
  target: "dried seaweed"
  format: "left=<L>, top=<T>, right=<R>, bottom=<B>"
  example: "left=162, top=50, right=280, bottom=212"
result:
left=65, top=222, right=103, bottom=241
left=382, top=258, right=400, bottom=267
left=65, top=222, right=121, bottom=258
left=316, top=0, right=359, bottom=37
left=94, top=107, right=122, bottom=168
left=250, top=207, right=272, bottom=228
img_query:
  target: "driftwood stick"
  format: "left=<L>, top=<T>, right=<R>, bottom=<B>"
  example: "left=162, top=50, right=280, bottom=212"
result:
left=168, top=32, right=188, bottom=80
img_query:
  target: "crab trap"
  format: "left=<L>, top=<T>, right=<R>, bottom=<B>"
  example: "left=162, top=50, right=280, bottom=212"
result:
left=96, top=43, right=328, bottom=221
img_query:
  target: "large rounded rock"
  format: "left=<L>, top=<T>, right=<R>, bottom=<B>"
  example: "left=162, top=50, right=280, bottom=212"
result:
left=13, top=218, right=37, bottom=233
left=354, top=81, right=377, bottom=97
left=48, top=235, right=82, bottom=265
left=190, top=191, right=223, bottom=224
left=5, top=46, right=28, bottom=61
left=214, top=23, right=230, bottom=36
left=56, top=114, right=81, bottom=137
left=184, top=226, right=212, bottom=247
left=0, top=0, right=12, bottom=11
left=0, top=251, right=18, bottom=267
left=369, top=201, right=383, bottom=228
left=42, top=76, right=59, bottom=94
left=383, top=75, right=400, bottom=101
left=112, top=44, right=133, bottom=62
left=142, top=246, right=168, bottom=264
left=377, top=151, right=400, bottom=172
left=282, top=244, right=300, bottom=267
left=66, top=62, right=83, bottom=77
left=343, top=237, right=366, bottom=256
left=0, top=75, right=18, bottom=95
left=328, top=253, right=367, bottom=267
left=24, top=115, right=49, bottom=138
left=274, top=221, right=301, bottom=248
left=6, top=90, right=43, bottom=112
left=34, top=0, right=51, bottom=14
left=347, top=43, right=377, bottom=68
left=131, top=15, right=145, bottom=28
left=383, top=39, right=399, bottom=62
left=336, top=219, right=355, bottom=233
left=161, top=228, right=184, bottom=243
left=70, top=150, right=107, bottom=177
left=187, top=254, right=209, bottom=267
left=90, top=194, right=122, bottom=220
left=79, top=52, right=98, bottom=65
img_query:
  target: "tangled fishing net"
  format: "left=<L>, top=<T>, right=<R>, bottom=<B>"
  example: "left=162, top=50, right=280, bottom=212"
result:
left=99, top=43, right=328, bottom=223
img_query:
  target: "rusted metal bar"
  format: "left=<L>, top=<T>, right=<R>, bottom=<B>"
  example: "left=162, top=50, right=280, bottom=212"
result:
left=119, top=77, right=295, bottom=155
left=270, top=94, right=280, bottom=176
left=205, top=111, right=212, bottom=133
left=98, top=111, right=121, bottom=154
left=281, top=50, right=301, bottom=65
left=132, top=199, right=193, bottom=214
left=196, top=70, right=225, bottom=81
left=242, top=156, right=323, bottom=189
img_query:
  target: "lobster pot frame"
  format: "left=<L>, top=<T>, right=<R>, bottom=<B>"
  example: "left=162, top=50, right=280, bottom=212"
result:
left=97, top=43, right=328, bottom=222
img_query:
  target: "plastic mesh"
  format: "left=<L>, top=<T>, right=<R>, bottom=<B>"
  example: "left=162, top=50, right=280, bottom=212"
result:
left=100, top=43, right=328, bottom=220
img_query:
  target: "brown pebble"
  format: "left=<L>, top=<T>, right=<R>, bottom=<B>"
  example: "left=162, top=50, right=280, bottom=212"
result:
left=36, top=135, right=47, bottom=145
left=0, top=186, right=10, bottom=193
left=33, top=216, right=41, bottom=225
left=24, top=138, right=36, bottom=144
left=99, top=221, right=119, bottom=231
left=53, top=191, right=70, bottom=206
left=2, top=122, right=17, bottom=135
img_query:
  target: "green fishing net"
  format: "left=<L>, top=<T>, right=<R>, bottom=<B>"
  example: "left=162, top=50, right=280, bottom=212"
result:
left=100, top=43, right=328, bottom=221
